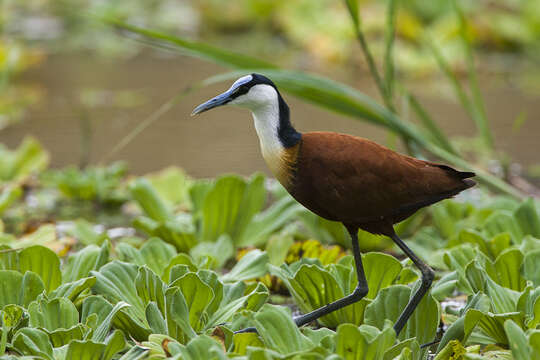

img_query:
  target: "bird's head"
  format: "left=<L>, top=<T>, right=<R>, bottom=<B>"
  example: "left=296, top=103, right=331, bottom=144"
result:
left=192, top=73, right=278, bottom=115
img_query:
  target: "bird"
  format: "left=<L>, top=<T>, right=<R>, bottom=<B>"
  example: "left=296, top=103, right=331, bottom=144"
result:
left=192, top=73, right=475, bottom=336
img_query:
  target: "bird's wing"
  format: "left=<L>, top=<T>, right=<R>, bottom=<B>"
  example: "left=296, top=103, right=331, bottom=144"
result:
left=292, top=132, right=473, bottom=224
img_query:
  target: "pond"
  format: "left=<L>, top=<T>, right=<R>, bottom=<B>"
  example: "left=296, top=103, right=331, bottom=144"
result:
left=2, top=53, right=539, bottom=178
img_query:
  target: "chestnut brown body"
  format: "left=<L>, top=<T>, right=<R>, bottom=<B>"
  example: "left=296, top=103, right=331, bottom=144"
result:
left=285, top=132, right=475, bottom=236
left=193, top=73, right=476, bottom=336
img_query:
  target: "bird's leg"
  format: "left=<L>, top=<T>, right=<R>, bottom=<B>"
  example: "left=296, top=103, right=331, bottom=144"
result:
left=292, top=227, right=369, bottom=327
left=390, top=231, right=435, bottom=336
left=235, top=228, right=368, bottom=334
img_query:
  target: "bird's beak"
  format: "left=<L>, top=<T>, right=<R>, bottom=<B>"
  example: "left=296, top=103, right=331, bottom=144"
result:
left=191, top=89, right=235, bottom=116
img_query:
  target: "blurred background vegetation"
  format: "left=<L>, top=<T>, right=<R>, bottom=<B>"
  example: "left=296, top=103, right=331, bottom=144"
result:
left=1, top=3, right=540, bottom=357
left=1, top=0, right=539, bottom=184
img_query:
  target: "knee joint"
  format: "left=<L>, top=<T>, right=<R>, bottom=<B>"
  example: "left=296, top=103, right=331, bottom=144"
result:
left=352, top=285, right=369, bottom=299
left=421, top=268, right=435, bottom=287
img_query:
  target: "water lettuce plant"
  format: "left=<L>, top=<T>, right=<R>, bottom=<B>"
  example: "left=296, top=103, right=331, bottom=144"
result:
left=1, top=169, right=539, bottom=359
left=0, top=136, right=49, bottom=185
left=130, top=173, right=303, bottom=258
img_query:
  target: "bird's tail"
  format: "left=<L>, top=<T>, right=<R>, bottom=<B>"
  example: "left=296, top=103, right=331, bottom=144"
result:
left=457, top=171, right=475, bottom=179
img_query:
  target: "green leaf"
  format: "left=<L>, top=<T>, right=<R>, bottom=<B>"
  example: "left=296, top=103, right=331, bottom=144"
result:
left=0, top=246, right=18, bottom=271
left=190, top=235, right=234, bottom=269
left=206, top=282, right=268, bottom=330
left=170, top=272, right=214, bottom=332
left=530, top=331, right=540, bottom=360
left=163, top=254, right=198, bottom=283
left=434, top=340, right=467, bottom=360
left=265, top=232, right=295, bottom=266
left=485, top=248, right=526, bottom=291
left=47, top=324, right=86, bottom=348
left=232, top=332, right=265, bottom=355
left=454, top=230, right=491, bottom=258
left=136, top=266, right=166, bottom=316
left=65, top=340, right=106, bottom=360
left=484, top=211, right=524, bottom=244
left=117, top=345, right=149, bottom=360
left=119, top=238, right=177, bottom=277
left=91, top=301, right=129, bottom=342
left=2, top=304, right=23, bottom=328
left=232, top=173, right=266, bottom=239
left=90, top=266, right=151, bottom=340
left=199, top=175, right=246, bottom=242
left=19, top=245, right=61, bottom=293
left=0, top=185, right=22, bottom=215
left=81, top=295, right=150, bottom=342
left=50, top=277, right=97, bottom=302
left=436, top=293, right=490, bottom=352
left=523, top=249, right=540, bottom=286
left=443, top=243, right=477, bottom=275
left=466, top=309, right=522, bottom=345
left=164, top=286, right=197, bottom=342
left=146, top=301, right=167, bottom=334
left=344, top=0, right=360, bottom=29
left=365, top=284, right=440, bottom=346
left=81, top=296, right=112, bottom=326
left=252, top=304, right=315, bottom=354
left=129, top=178, right=171, bottom=222
left=335, top=321, right=396, bottom=360
left=91, top=261, right=146, bottom=322
left=28, top=297, right=79, bottom=331
left=221, top=249, right=269, bottom=282
left=62, top=242, right=109, bottom=282
left=138, top=238, right=177, bottom=276
left=102, top=330, right=126, bottom=360
left=485, top=275, right=521, bottom=314
left=0, top=270, right=44, bottom=308
left=15, top=224, right=56, bottom=248
left=0, top=136, right=49, bottom=183
left=299, top=211, right=350, bottom=247
left=155, top=218, right=197, bottom=253
left=146, top=166, right=192, bottom=207
left=514, top=198, right=540, bottom=238
left=517, top=286, right=540, bottom=329
left=66, top=219, right=108, bottom=246
left=12, top=328, right=53, bottom=360
left=504, top=320, right=531, bottom=360
left=175, top=335, right=229, bottom=360
left=270, top=260, right=368, bottom=327
left=237, top=195, right=303, bottom=247
left=362, top=252, right=403, bottom=299
left=106, top=19, right=274, bottom=70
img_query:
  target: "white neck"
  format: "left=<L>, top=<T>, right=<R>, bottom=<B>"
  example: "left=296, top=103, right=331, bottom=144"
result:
left=252, top=103, right=283, bottom=160
left=230, top=83, right=287, bottom=179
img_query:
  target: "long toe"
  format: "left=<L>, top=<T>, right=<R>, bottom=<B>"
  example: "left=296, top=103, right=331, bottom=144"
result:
left=234, top=326, right=258, bottom=334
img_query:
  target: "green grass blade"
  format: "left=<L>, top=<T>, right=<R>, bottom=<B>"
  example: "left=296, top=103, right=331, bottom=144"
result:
left=100, top=87, right=196, bottom=163
left=406, top=92, right=458, bottom=155
left=426, top=35, right=492, bottom=151
left=341, top=0, right=394, bottom=112
left=107, top=19, right=276, bottom=70
left=204, top=71, right=523, bottom=199
left=453, top=0, right=493, bottom=150
left=201, top=70, right=422, bottom=141
left=383, top=0, right=398, bottom=100
left=105, top=19, right=524, bottom=199
left=343, top=0, right=360, bottom=30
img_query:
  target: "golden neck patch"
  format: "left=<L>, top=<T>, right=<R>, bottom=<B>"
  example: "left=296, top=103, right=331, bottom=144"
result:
left=262, top=143, right=299, bottom=188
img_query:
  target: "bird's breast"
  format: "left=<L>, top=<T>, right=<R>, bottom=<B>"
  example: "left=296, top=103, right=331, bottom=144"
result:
left=261, top=143, right=300, bottom=189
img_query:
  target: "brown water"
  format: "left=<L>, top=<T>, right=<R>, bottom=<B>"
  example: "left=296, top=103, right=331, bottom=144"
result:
left=2, top=53, right=539, bottom=178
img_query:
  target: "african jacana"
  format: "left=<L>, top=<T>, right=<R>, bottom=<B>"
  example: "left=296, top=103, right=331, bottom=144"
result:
left=192, top=74, right=475, bottom=335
